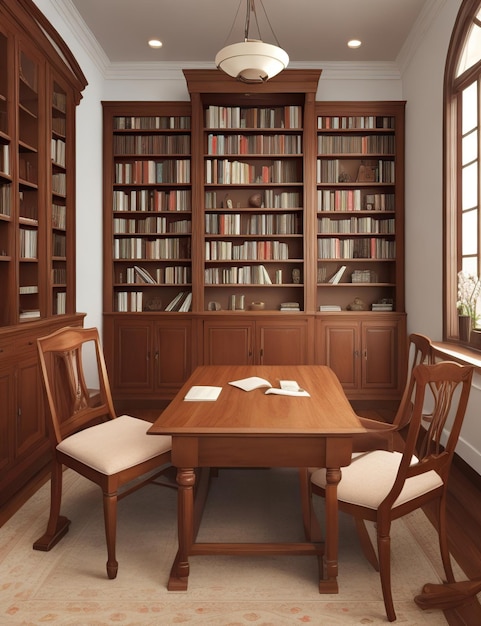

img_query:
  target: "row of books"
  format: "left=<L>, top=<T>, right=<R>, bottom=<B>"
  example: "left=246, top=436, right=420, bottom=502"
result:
left=317, top=116, right=395, bottom=130
left=204, top=240, right=290, bottom=261
left=113, top=216, right=191, bottom=234
left=113, top=189, right=191, bottom=212
left=205, top=105, right=302, bottom=130
left=113, top=134, right=190, bottom=155
left=114, top=160, right=191, bottom=185
left=52, top=233, right=66, bottom=256
left=113, top=116, right=191, bottom=130
left=122, top=265, right=191, bottom=285
left=113, top=237, right=191, bottom=260
left=19, top=227, right=37, bottom=258
left=317, top=216, right=395, bottom=234
left=1, top=143, right=10, bottom=175
left=0, top=183, right=11, bottom=216
left=204, top=264, right=273, bottom=285
left=318, top=134, right=395, bottom=155
left=317, top=159, right=395, bottom=184
left=115, top=290, right=192, bottom=312
left=52, top=203, right=66, bottom=229
left=205, top=212, right=300, bottom=235
left=317, top=237, right=396, bottom=260
left=51, top=138, right=66, bottom=166
left=205, top=159, right=300, bottom=185
left=207, top=134, right=301, bottom=156
left=318, top=190, right=396, bottom=212
left=52, top=172, right=66, bottom=195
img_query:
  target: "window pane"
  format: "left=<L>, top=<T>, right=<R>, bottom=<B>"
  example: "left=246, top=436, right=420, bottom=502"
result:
left=463, top=129, right=478, bottom=164
left=462, top=82, right=478, bottom=134
left=462, top=162, right=478, bottom=209
left=462, top=257, right=478, bottom=275
left=462, top=209, right=478, bottom=255
left=457, top=22, right=481, bottom=76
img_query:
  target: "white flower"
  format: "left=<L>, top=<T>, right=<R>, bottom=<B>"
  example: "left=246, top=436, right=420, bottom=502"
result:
left=457, top=271, right=481, bottom=325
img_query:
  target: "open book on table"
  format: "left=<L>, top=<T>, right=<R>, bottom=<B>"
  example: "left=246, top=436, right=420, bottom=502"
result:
left=228, top=377, right=310, bottom=396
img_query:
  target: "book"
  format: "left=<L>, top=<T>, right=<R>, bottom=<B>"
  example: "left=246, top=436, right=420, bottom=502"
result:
left=178, top=292, right=192, bottom=312
left=328, top=265, right=347, bottom=284
left=319, top=304, right=342, bottom=311
left=228, top=376, right=272, bottom=392
left=165, top=291, right=185, bottom=311
left=134, top=265, right=156, bottom=284
left=184, top=385, right=222, bottom=401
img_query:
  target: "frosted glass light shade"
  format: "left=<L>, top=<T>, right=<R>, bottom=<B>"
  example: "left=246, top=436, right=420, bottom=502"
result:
left=215, top=39, right=289, bottom=83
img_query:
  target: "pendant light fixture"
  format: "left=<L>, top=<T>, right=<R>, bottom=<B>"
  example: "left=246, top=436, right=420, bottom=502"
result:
left=215, top=0, right=289, bottom=84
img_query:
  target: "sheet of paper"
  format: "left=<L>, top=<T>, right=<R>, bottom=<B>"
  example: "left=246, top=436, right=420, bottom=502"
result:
left=184, top=385, right=222, bottom=401
left=228, top=376, right=272, bottom=392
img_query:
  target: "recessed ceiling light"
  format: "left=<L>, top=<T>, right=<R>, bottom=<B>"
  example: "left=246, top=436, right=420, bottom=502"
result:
left=348, top=39, right=362, bottom=49
left=148, top=39, right=163, bottom=49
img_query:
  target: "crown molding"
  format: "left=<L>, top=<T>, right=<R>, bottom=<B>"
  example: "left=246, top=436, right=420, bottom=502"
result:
left=50, top=0, right=110, bottom=74
left=396, top=0, right=448, bottom=74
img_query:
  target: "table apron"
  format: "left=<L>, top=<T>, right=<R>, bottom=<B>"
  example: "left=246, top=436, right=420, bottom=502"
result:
left=171, top=435, right=353, bottom=468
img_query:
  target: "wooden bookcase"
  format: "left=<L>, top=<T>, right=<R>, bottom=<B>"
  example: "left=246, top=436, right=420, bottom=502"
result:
left=102, top=71, right=406, bottom=408
left=102, top=102, right=195, bottom=407
left=0, top=0, right=86, bottom=504
left=315, top=101, right=405, bottom=314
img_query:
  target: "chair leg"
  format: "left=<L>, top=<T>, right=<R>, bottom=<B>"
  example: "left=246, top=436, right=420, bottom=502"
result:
left=103, top=492, right=119, bottom=579
left=437, top=493, right=456, bottom=583
left=33, top=460, right=71, bottom=551
left=354, top=517, right=379, bottom=571
left=377, top=523, right=396, bottom=622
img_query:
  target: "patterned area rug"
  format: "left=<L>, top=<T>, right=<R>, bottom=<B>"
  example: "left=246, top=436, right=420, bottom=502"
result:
left=0, top=467, right=457, bottom=625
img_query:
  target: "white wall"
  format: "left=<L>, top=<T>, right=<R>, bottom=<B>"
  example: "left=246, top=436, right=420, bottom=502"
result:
left=37, top=0, right=481, bottom=473
left=401, top=0, right=481, bottom=475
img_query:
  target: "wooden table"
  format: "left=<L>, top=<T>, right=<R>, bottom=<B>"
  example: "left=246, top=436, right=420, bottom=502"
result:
left=148, top=364, right=367, bottom=593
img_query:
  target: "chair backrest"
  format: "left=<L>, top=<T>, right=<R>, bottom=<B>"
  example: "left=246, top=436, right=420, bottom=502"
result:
left=393, top=333, right=434, bottom=430
left=382, top=361, right=473, bottom=509
left=37, top=326, right=117, bottom=445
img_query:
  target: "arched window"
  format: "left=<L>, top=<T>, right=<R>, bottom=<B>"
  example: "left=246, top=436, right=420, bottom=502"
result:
left=445, top=0, right=481, bottom=347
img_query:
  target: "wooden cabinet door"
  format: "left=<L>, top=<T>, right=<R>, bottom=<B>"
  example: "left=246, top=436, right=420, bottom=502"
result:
left=203, top=320, right=254, bottom=365
left=257, top=321, right=308, bottom=365
left=361, top=320, right=398, bottom=390
left=14, top=356, right=46, bottom=459
left=153, top=320, right=193, bottom=395
left=0, top=365, right=13, bottom=472
left=316, top=319, right=361, bottom=390
left=113, top=320, right=153, bottom=392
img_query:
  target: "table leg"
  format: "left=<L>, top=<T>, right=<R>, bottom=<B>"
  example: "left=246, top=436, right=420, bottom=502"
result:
left=320, top=466, right=341, bottom=593
left=167, top=467, right=196, bottom=591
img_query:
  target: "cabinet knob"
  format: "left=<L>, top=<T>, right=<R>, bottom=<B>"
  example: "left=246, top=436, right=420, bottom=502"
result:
left=154, top=351, right=159, bottom=360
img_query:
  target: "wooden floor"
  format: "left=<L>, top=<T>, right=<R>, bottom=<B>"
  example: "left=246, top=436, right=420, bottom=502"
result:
left=1, top=407, right=481, bottom=624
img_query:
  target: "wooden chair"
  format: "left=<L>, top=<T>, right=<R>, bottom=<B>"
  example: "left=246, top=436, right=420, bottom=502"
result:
left=299, top=333, right=434, bottom=541
left=33, top=326, right=174, bottom=579
left=309, top=361, right=474, bottom=622
left=353, top=332, right=434, bottom=453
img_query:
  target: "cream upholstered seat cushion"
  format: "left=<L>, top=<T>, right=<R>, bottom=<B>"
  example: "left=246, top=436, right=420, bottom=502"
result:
left=310, top=450, right=443, bottom=510
left=56, top=415, right=171, bottom=475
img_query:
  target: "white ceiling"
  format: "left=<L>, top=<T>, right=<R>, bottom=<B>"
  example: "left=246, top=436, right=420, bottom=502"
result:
left=68, top=0, right=434, bottom=67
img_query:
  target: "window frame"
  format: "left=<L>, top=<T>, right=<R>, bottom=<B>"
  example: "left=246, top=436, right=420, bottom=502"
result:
left=444, top=0, right=481, bottom=348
